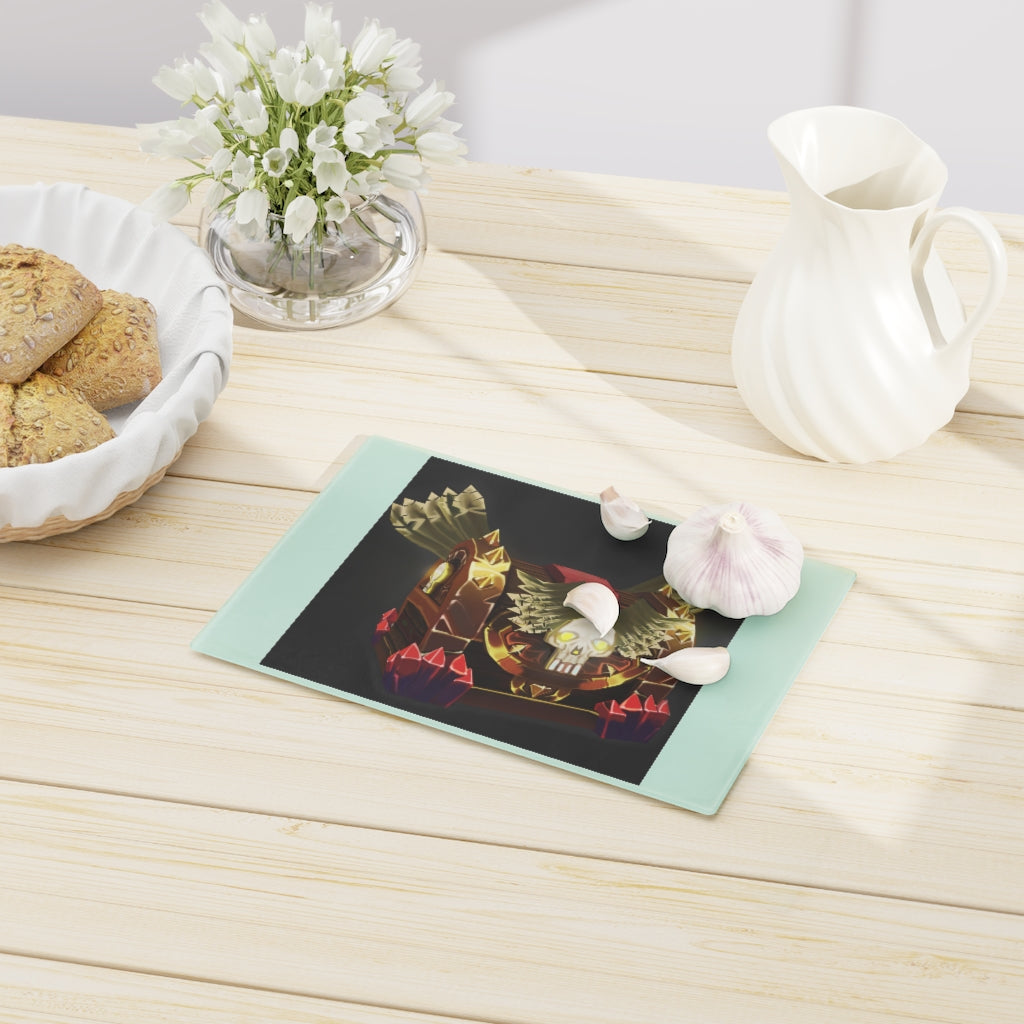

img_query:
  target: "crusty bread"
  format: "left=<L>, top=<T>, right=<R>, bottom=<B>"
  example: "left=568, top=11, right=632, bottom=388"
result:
left=0, top=372, right=114, bottom=467
left=40, top=290, right=162, bottom=411
left=0, top=245, right=103, bottom=385
left=0, top=383, right=14, bottom=469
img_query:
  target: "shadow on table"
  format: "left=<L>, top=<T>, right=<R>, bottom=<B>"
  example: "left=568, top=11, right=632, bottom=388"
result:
left=417, top=164, right=799, bottom=473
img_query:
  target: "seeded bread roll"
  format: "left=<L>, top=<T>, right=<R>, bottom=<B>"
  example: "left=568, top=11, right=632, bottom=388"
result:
left=0, top=383, right=14, bottom=469
left=0, top=244, right=103, bottom=385
left=0, top=372, right=115, bottom=467
left=40, top=290, right=162, bottom=411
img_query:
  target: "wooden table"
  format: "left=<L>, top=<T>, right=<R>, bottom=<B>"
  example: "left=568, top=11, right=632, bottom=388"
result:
left=1, top=115, right=1023, bottom=1023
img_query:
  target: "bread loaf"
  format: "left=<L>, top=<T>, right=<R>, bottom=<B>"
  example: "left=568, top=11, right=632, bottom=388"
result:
left=0, top=372, right=115, bottom=467
left=0, top=245, right=103, bottom=384
left=40, top=290, right=162, bottom=410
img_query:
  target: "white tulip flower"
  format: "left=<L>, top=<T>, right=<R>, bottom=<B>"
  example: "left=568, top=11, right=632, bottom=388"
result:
left=191, top=107, right=225, bottom=156
left=342, top=92, right=393, bottom=156
left=344, top=90, right=391, bottom=125
left=304, top=3, right=337, bottom=44
left=199, top=0, right=245, bottom=43
left=232, top=89, right=268, bottom=135
left=262, top=147, right=290, bottom=177
left=209, top=146, right=233, bottom=178
left=341, top=120, right=384, bottom=158
left=269, top=48, right=302, bottom=103
left=142, top=181, right=190, bottom=219
left=243, top=14, right=275, bottom=61
left=350, top=18, right=396, bottom=75
left=386, top=38, right=423, bottom=94
left=279, top=127, right=299, bottom=155
left=313, top=149, right=350, bottom=194
left=231, top=150, right=255, bottom=187
left=306, top=122, right=338, bottom=153
left=292, top=55, right=333, bottom=107
left=349, top=167, right=382, bottom=194
left=200, top=36, right=249, bottom=90
left=324, top=195, right=351, bottom=224
left=155, top=59, right=220, bottom=103
left=235, top=186, right=270, bottom=229
left=189, top=60, right=221, bottom=101
left=140, top=110, right=222, bottom=159
left=304, top=3, right=345, bottom=68
left=415, top=130, right=467, bottom=165
left=205, top=180, right=229, bottom=210
left=381, top=152, right=429, bottom=191
left=138, top=120, right=187, bottom=158
left=405, top=81, right=455, bottom=130
left=153, top=63, right=197, bottom=103
left=283, top=194, right=319, bottom=244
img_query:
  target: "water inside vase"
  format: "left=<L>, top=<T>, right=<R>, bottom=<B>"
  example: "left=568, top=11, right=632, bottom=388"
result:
left=203, top=193, right=425, bottom=329
left=235, top=207, right=397, bottom=294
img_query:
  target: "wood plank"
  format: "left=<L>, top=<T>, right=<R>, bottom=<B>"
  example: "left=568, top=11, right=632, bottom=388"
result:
left=1, top=590, right=1022, bottom=915
left=0, top=953, right=476, bottom=1024
left=423, top=161, right=1024, bottom=284
left=2, top=781, right=1022, bottom=1024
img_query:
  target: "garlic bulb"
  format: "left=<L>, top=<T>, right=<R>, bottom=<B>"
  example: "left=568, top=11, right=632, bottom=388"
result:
left=663, top=501, right=803, bottom=618
left=600, top=486, right=650, bottom=541
left=642, top=646, right=731, bottom=685
left=563, top=581, right=619, bottom=637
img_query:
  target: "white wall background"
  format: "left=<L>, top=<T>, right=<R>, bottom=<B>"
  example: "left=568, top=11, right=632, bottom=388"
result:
left=2, top=0, right=1021, bottom=212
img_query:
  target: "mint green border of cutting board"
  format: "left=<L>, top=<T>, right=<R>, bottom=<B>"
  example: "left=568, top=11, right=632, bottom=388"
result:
left=192, top=435, right=855, bottom=815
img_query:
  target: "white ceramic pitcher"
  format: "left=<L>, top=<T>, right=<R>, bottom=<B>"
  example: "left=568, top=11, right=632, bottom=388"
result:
left=731, top=106, right=1007, bottom=463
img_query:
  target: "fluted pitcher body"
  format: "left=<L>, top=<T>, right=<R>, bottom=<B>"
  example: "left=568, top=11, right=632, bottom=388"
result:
left=732, top=106, right=1007, bottom=463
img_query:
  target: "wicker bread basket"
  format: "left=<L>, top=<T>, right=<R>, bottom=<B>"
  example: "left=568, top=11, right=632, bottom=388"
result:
left=0, top=183, right=232, bottom=540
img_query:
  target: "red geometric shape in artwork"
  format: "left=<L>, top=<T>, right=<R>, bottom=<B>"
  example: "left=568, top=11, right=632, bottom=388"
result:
left=374, top=607, right=398, bottom=635
left=448, top=653, right=474, bottom=687
left=381, top=643, right=474, bottom=708
left=621, top=692, right=644, bottom=713
left=594, top=692, right=672, bottom=742
left=595, top=699, right=625, bottom=721
left=389, top=643, right=424, bottom=679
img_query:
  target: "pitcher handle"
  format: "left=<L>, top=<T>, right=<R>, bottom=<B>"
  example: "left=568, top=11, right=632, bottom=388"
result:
left=911, top=206, right=1008, bottom=350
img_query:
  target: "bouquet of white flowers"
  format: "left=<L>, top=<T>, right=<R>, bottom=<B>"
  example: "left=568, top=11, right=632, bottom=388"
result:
left=140, top=0, right=466, bottom=248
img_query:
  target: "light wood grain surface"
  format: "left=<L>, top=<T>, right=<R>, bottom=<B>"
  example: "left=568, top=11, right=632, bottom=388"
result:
left=1, top=114, right=1022, bottom=1023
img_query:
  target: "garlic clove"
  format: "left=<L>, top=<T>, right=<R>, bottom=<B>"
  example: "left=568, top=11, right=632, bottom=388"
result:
left=641, top=646, right=731, bottom=685
left=600, top=485, right=650, bottom=541
left=563, top=581, right=619, bottom=637
left=663, top=501, right=803, bottom=618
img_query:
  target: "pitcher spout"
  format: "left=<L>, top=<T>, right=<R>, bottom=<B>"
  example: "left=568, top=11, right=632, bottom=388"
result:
left=768, top=106, right=948, bottom=215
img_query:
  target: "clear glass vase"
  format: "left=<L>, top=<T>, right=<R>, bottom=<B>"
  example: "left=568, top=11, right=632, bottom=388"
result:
left=201, top=190, right=426, bottom=330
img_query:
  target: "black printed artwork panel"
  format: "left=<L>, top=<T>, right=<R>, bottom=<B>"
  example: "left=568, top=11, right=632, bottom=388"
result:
left=262, top=458, right=741, bottom=784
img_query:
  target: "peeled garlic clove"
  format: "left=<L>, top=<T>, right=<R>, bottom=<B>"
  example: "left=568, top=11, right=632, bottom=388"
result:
left=642, top=646, right=731, bottom=685
left=663, top=501, right=803, bottom=618
left=600, top=486, right=650, bottom=541
left=563, top=581, right=619, bottom=637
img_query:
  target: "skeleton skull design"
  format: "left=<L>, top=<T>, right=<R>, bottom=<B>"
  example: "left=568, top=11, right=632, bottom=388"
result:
left=543, top=618, right=616, bottom=675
